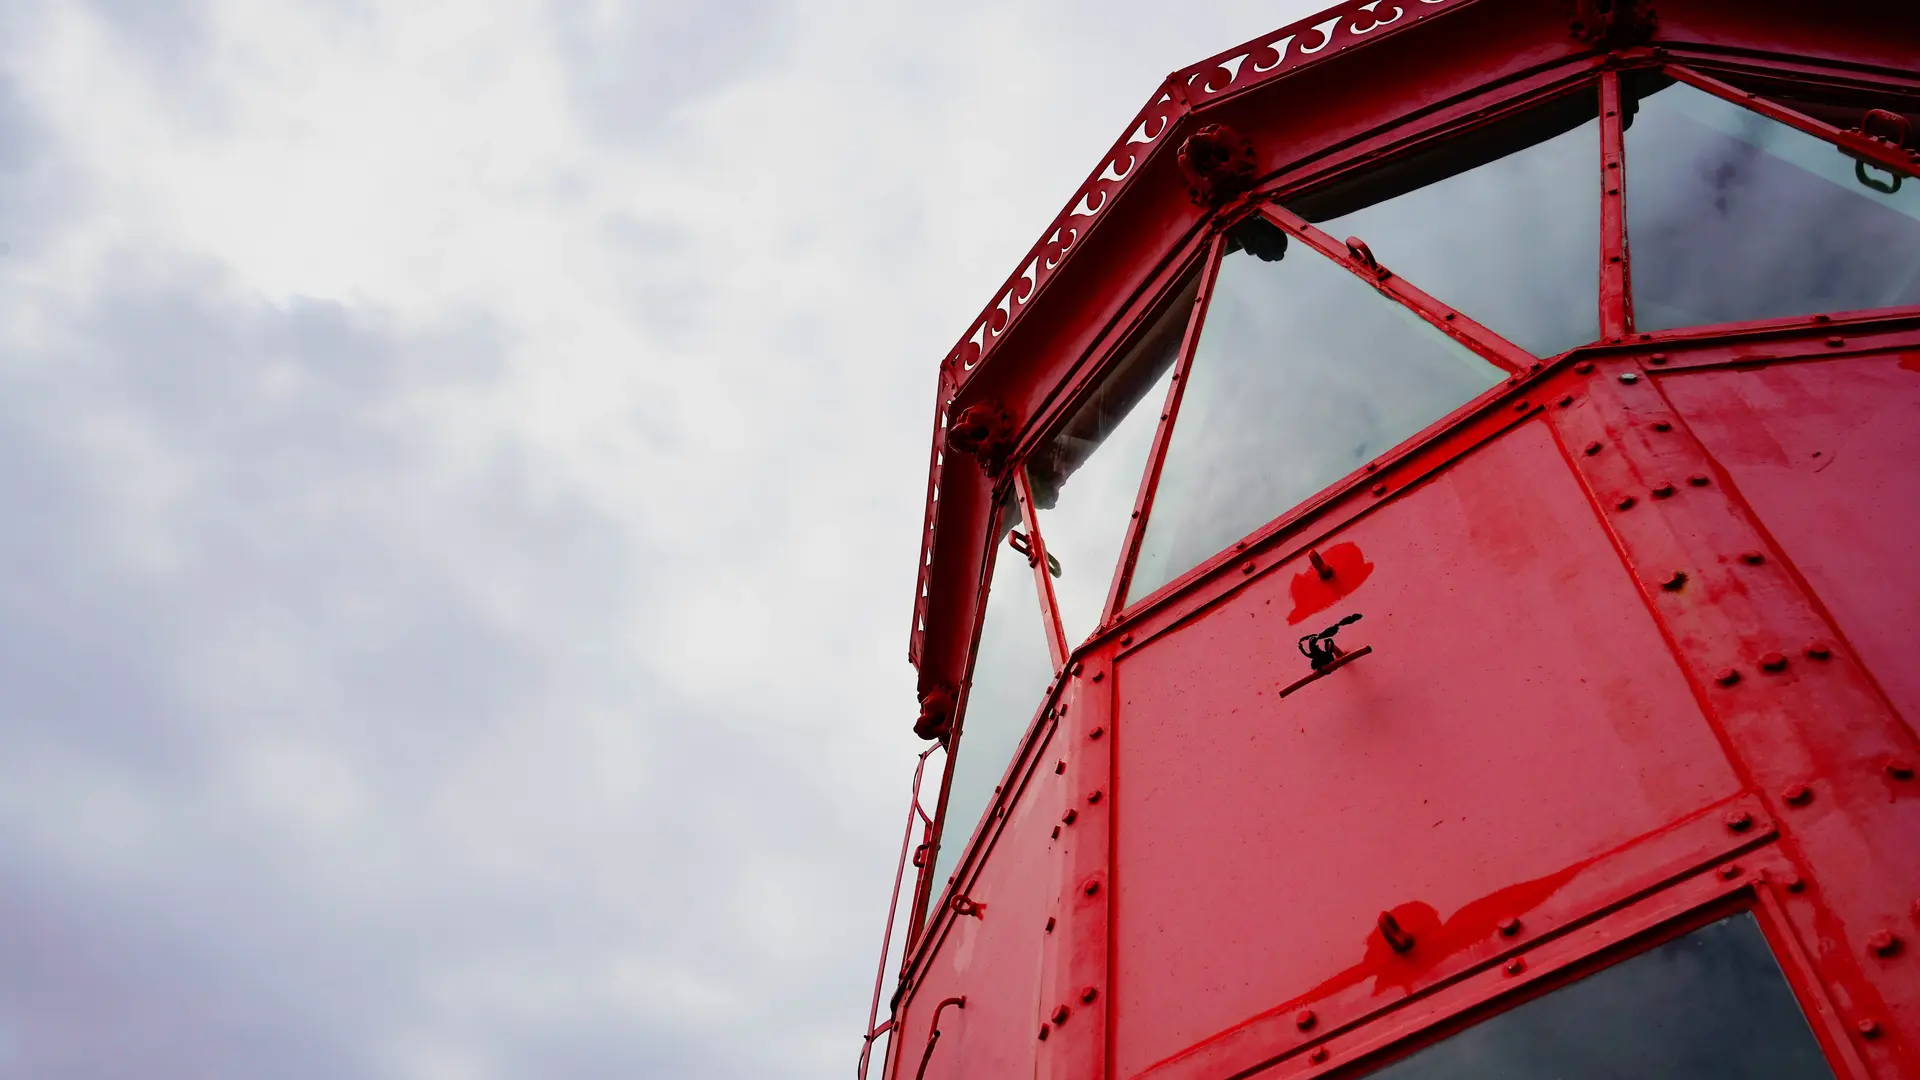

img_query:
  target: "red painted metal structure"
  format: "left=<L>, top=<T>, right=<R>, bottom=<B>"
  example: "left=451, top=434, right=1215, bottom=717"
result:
left=866, top=0, right=1920, bottom=1076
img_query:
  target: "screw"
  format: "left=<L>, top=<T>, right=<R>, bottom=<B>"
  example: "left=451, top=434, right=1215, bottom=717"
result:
left=1888, top=760, right=1915, bottom=781
left=1741, top=551, right=1765, bottom=565
left=1661, top=570, right=1688, bottom=591
left=1086, top=789, right=1102, bottom=804
left=1584, top=441, right=1603, bottom=456
left=1088, top=726, right=1105, bottom=741
left=1081, top=985, right=1098, bottom=1004
left=1062, top=809, right=1077, bottom=824
left=1617, top=495, right=1637, bottom=510
left=1858, top=1018, right=1882, bottom=1039
left=1725, top=809, right=1754, bottom=831
left=1083, top=878, right=1100, bottom=896
left=1052, top=1005, right=1070, bottom=1024
left=1309, top=1048, right=1329, bottom=1064
left=1558, top=395, right=1575, bottom=408
left=1867, top=930, right=1903, bottom=957
left=1716, top=668, right=1742, bottom=687
left=1761, top=652, right=1789, bottom=673
left=1783, top=783, right=1812, bottom=805
left=1575, top=360, right=1595, bottom=374
left=1652, top=481, right=1676, bottom=498
left=1505, top=958, right=1526, bottom=976
left=1296, top=1009, right=1316, bottom=1031
left=1498, top=917, right=1522, bottom=937
left=1688, top=473, right=1711, bottom=486
left=1719, top=864, right=1741, bottom=880
left=1804, top=643, right=1831, bottom=661
left=1619, top=372, right=1640, bottom=383
left=1650, top=352, right=1669, bottom=364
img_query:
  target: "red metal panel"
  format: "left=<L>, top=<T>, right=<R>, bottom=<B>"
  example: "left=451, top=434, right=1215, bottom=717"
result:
left=1658, top=354, right=1920, bottom=732
left=1110, top=420, right=1742, bottom=1078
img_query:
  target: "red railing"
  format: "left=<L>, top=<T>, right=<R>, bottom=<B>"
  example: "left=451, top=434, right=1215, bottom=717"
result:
left=858, top=744, right=945, bottom=1079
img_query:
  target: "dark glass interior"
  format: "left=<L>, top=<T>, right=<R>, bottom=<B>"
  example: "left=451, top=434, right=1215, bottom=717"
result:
left=1128, top=217, right=1503, bottom=603
left=1361, top=913, right=1836, bottom=1080
left=1028, top=273, right=1197, bottom=647
left=1624, top=77, right=1920, bottom=331
left=928, top=495, right=1054, bottom=918
left=1290, top=89, right=1602, bottom=357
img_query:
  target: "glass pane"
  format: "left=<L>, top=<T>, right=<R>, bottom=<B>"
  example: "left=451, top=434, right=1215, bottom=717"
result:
left=1625, top=78, right=1920, bottom=331
left=928, top=497, right=1055, bottom=915
left=1291, top=90, right=1601, bottom=357
left=1128, top=222, right=1504, bottom=603
left=1028, top=273, right=1198, bottom=648
left=1361, top=912, right=1835, bottom=1080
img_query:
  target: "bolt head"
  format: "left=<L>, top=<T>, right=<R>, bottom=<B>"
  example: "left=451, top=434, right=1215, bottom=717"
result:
left=1309, top=1047, right=1329, bottom=1064
left=1782, top=783, right=1812, bottom=805
left=1888, top=760, right=1916, bottom=781
left=1514, top=400, right=1530, bottom=412
left=1498, top=917, right=1522, bottom=936
left=1661, top=570, right=1687, bottom=591
left=1827, top=336, right=1846, bottom=348
left=1071, top=661, right=1083, bottom=675
left=1688, top=473, right=1711, bottom=486
left=1091, top=670, right=1104, bottom=682
left=1804, top=642, right=1832, bottom=661
left=1616, top=495, right=1637, bottom=510
left=1619, top=372, right=1640, bottom=383
left=1652, top=420, right=1673, bottom=432
left=1083, top=878, right=1100, bottom=896
left=1086, top=789, right=1102, bottom=804
left=1719, top=864, right=1741, bottom=880
left=1716, top=668, right=1742, bottom=687
left=1858, top=1018, right=1882, bottom=1039
left=1650, top=352, right=1669, bottom=364
left=1867, top=930, right=1903, bottom=957
left=1062, top=809, right=1077, bottom=824
left=1080, top=985, right=1099, bottom=1004
left=1761, top=652, right=1789, bottom=673
left=1575, top=361, right=1595, bottom=374
left=1725, top=809, right=1754, bottom=831
left=1052, top=1005, right=1070, bottom=1024
left=1088, top=726, right=1105, bottom=741
left=1558, top=395, right=1575, bottom=408
left=1584, top=441, right=1603, bottom=456
left=1371, top=482, right=1388, bottom=496
left=1741, top=551, right=1765, bottom=565
left=1295, top=1009, right=1316, bottom=1031
left=1652, top=481, right=1676, bottom=498
left=1782, top=873, right=1806, bottom=893
left=1505, top=958, right=1526, bottom=976
left=1038, top=1025, right=1049, bottom=1041
left=1242, top=561, right=1256, bottom=574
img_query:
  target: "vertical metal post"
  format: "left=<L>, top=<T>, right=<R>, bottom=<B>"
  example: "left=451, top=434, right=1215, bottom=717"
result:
left=1015, top=468, right=1071, bottom=669
left=1599, top=70, right=1632, bottom=340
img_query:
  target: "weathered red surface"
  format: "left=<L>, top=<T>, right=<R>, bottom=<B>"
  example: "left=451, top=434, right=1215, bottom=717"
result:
left=870, top=0, right=1920, bottom=1076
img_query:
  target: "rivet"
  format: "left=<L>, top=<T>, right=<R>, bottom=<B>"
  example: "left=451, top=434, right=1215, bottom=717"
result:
left=1071, top=661, right=1084, bottom=675
left=1725, top=808, right=1754, bottom=831
left=1688, top=473, right=1711, bottom=486
left=1649, top=352, right=1669, bottom=364
left=1661, top=570, right=1687, bottom=591
left=1309, top=1048, right=1329, bottom=1064
left=1052, top=1005, right=1070, bottom=1024
left=1760, top=652, right=1788, bottom=673
left=1719, top=864, right=1741, bottom=880
left=1653, top=420, right=1673, bottom=432
left=1514, top=400, right=1530, bottom=412
left=1812, top=313, right=1832, bottom=323
left=1619, top=372, right=1640, bottom=384
left=1088, top=727, right=1104, bottom=741
left=1639, top=333, right=1654, bottom=342
left=1296, top=1009, right=1317, bottom=1031
left=1584, top=441, right=1603, bottom=456
left=1119, top=635, right=1132, bottom=646
left=1608, top=254, right=1622, bottom=264
left=1051, top=826, right=1061, bottom=839
left=1083, top=878, right=1100, bottom=896
left=1505, top=958, right=1526, bottom=976
left=1741, top=551, right=1765, bottom=565
left=1081, top=985, right=1099, bottom=1004
left=1804, top=643, right=1831, bottom=661
left=1558, top=395, right=1575, bottom=408
left=1716, top=668, right=1742, bottom=687
left=1038, top=1025, right=1049, bottom=1041
left=1091, top=670, right=1105, bottom=682
left=1652, top=481, right=1676, bottom=498
left=1575, top=360, right=1595, bottom=374
left=1827, top=336, right=1845, bottom=348
left=1086, top=789, right=1102, bottom=804
left=1443, top=312, right=1456, bottom=321
left=1062, top=809, right=1077, bottom=824
left=1888, top=760, right=1916, bottom=781
left=1045, top=916, right=1056, bottom=933
left=1858, top=1018, right=1882, bottom=1039
left=1866, top=930, right=1903, bottom=957
left=1235, top=541, right=1247, bottom=551
left=1242, top=561, right=1256, bottom=574
left=1783, top=783, right=1812, bottom=805
left=1371, top=483, right=1388, bottom=496
left=1055, top=760, right=1065, bottom=774
left=1782, top=872, right=1806, bottom=893
left=1616, top=495, right=1637, bottom=511
left=1498, top=917, right=1522, bottom=937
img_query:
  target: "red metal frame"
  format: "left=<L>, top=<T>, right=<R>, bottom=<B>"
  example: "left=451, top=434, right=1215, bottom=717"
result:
left=880, top=4, right=1920, bottom=1076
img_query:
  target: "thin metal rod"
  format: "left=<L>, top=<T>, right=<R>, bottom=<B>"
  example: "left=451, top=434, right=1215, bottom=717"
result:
left=1666, top=64, right=1918, bottom=179
left=1104, top=234, right=1228, bottom=622
left=1013, top=467, right=1069, bottom=669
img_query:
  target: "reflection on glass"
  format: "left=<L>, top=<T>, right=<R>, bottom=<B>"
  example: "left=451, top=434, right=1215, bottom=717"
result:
left=1625, top=79, right=1920, bottom=330
left=1293, top=91, right=1601, bottom=357
left=1362, top=913, right=1835, bottom=1080
left=928, top=497, right=1055, bottom=917
left=1028, top=274, right=1198, bottom=648
left=1128, top=222, right=1504, bottom=603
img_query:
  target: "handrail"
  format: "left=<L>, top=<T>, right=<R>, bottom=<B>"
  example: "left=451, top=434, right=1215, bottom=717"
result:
left=913, top=997, right=967, bottom=1080
left=858, top=745, right=944, bottom=1079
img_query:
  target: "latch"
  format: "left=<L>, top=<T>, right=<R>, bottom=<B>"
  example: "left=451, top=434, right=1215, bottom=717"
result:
left=1280, top=613, right=1373, bottom=698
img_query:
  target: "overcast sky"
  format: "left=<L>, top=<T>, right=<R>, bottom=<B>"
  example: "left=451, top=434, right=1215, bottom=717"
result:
left=0, top=2, right=1321, bottom=1076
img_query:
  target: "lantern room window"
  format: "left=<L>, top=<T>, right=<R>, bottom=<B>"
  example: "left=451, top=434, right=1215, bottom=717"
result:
left=1290, top=88, right=1604, bottom=357
left=1358, top=913, right=1834, bottom=1080
left=1624, top=77, right=1920, bottom=331
left=1127, top=217, right=1505, bottom=604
